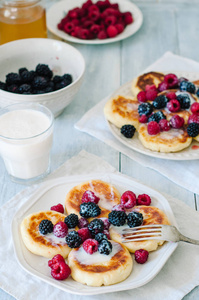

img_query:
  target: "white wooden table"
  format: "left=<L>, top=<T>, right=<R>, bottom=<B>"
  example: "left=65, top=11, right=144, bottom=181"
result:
left=0, top=0, right=199, bottom=299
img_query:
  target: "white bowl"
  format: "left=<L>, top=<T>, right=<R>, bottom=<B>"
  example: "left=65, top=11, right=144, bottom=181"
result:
left=0, top=38, right=85, bottom=117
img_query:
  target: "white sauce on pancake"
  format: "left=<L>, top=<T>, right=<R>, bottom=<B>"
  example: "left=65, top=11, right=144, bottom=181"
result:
left=126, top=103, right=139, bottom=111
left=158, top=128, right=184, bottom=139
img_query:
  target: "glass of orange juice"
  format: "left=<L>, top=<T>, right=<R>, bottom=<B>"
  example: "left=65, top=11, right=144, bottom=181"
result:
left=0, top=0, right=47, bottom=45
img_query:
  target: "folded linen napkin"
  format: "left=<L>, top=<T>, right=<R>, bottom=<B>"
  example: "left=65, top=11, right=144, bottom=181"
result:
left=0, top=150, right=199, bottom=300
left=75, top=52, right=199, bottom=195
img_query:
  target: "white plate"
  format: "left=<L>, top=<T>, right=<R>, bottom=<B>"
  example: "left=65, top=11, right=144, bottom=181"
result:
left=107, top=71, right=199, bottom=160
left=46, top=0, right=143, bottom=45
left=12, top=173, right=178, bottom=295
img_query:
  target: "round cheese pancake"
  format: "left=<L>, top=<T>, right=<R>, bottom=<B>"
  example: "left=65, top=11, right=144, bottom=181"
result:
left=68, top=241, right=133, bottom=286
left=138, top=123, right=192, bottom=152
left=65, top=180, right=121, bottom=219
left=109, top=206, right=170, bottom=253
left=131, top=71, right=164, bottom=96
left=104, top=95, right=140, bottom=129
left=20, top=210, right=71, bottom=258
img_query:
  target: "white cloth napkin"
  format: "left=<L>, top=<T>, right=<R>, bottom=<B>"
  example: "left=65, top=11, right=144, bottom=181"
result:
left=75, top=52, right=199, bottom=195
left=0, top=150, right=199, bottom=300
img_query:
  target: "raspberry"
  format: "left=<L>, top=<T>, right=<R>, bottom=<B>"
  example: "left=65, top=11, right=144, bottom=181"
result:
left=88, top=10, right=100, bottom=22
left=145, top=84, right=156, bottom=91
left=188, top=114, right=199, bottom=125
left=48, top=254, right=65, bottom=268
left=88, top=219, right=104, bottom=236
left=138, top=102, right=153, bottom=116
left=187, top=123, right=199, bottom=137
left=170, top=115, right=184, bottom=129
left=137, top=194, right=151, bottom=206
left=176, top=94, right=191, bottom=109
left=145, top=89, right=158, bottom=101
left=148, top=111, right=166, bottom=123
left=82, top=190, right=100, bottom=204
left=80, top=202, right=101, bottom=218
left=134, top=249, right=149, bottom=264
left=105, top=15, right=117, bottom=26
left=167, top=99, right=181, bottom=112
left=83, top=238, right=99, bottom=254
left=121, top=191, right=136, bottom=209
left=159, top=119, right=171, bottom=131
left=78, top=28, right=90, bottom=39
left=78, top=227, right=91, bottom=242
left=153, top=95, right=168, bottom=109
left=36, top=64, right=53, bottom=79
left=78, top=217, right=89, bottom=228
left=51, top=261, right=71, bottom=280
left=107, top=25, right=118, bottom=38
left=112, top=204, right=125, bottom=211
left=99, top=217, right=110, bottom=230
left=123, top=12, right=133, bottom=25
left=164, top=73, right=178, bottom=88
left=158, top=81, right=169, bottom=92
left=90, top=24, right=100, bottom=35
left=121, top=124, right=136, bottom=138
left=127, top=211, right=143, bottom=227
left=137, top=91, right=147, bottom=103
left=139, top=115, right=148, bottom=123
left=65, top=230, right=82, bottom=248
left=98, top=239, right=112, bottom=255
left=50, top=203, right=64, bottom=214
left=39, top=219, right=53, bottom=235
left=147, top=121, right=160, bottom=135
left=166, top=92, right=176, bottom=100
left=88, top=4, right=100, bottom=13
left=97, top=30, right=108, bottom=39
left=64, top=213, right=79, bottom=229
left=53, top=221, right=68, bottom=238
left=95, top=232, right=108, bottom=243
left=108, top=210, right=127, bottom=226
left=191, top=102, right=199, bottom=114
left=64, top=22, right=75, bottom=34
left=115, top=23, right=124, bottom=34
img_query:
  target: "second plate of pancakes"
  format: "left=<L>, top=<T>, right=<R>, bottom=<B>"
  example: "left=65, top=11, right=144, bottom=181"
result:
left=12, top=172, right=178, bottom=295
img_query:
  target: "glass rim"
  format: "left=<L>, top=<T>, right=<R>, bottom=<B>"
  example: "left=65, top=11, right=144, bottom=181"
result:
left=1, top=0, right=42, bottom=8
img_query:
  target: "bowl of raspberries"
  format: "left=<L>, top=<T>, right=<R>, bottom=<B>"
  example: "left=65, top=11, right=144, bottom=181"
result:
left=0, top=38, right=85, bottom=117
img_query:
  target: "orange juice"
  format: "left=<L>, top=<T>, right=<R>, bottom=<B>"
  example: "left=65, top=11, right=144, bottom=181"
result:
left=0, top=0, right=47, bottom=45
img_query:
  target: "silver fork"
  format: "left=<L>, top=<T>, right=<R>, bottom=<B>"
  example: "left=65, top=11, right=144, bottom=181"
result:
left=122, top=224, right=199, bottom=245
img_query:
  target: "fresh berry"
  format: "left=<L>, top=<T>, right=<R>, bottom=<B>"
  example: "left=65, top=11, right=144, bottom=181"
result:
left=108, top=210, right=127, bottom=226
left=20, top=70, right=35, bottom=83
left=187, top=122, right=199, bottom=137
left=176, top=94, right=191, bottom=109
left=112, top=204, right=125, bottom=211
left=98, top=30, right=108, bottom=39
left=148, top=111, right=166, bottom=123
left=147, top=121, right=160, bottom=135
left=121, top=190, right=136, bottom=209
left=65, top=230, right=82, bottom=248
left=78, top=227, right=91, bottom=242
left=50, top=203, right=64, bottom=214
left=137, top=194, right=151, bottom=206
left=32, top=76, right=48, bottom=89
left=88, top=218, right=104, bottom=236
left=64, top=213, right=79, bottom=229
left=115, top=23, right=124, bottom=34
left=95, top=232, right=108, bottom=243
left=159, top=119, right=171, bottom=131
left=152, top=95, right=168, bottom=109
left=100, top=217, right=110, bottom=230
left=166, top=92, right=176, bottom=100
left=145, top=89, right=158, bottom=101
left=145, top=84, right=157, bottom=91
left=180, top=81, right=196, bottom=94
left=190, top=102, right=199, bottom=114
left=105, top=15, right=117, bottom=26
left=103, top=229, right=110, bottom=239
left=178, top=77, right=188, bottom=85
left=158, top=81, right=169, bottom=92
left=80, top=202, right=101, bottom=218
left=134, top=249, right=149, bottom=264
left=167, top=99, right=181, bottom=112
left=39, top=219, right=53, bottom=235
left=83, top=238, right=99, bottom=254
left=78, top=217, right=89, bottom=228
left=127, top=211, right=143, bottom=227
left=82, top=190, right=100, bottom=204
left=164, top=73, right=178, bottom=88
left=106, top=25, right=118, bottom=37
left=170, top=115, right=184, bottom=129
left=188, top=114, right=199, bottom=124
left=137, top=91, right=146, bottom=103
left=6, top=73, right=21, bottom=85
left=123, top=11, right=133, bottom=25
left=138, top=103, right=153, bottom=116
left=18, top=84, right=32, bottom=94
left=48, top=254, right=65, bottom=268
left=121, top=124, right=136, bottom=138
left=197, top=89, right=199, bottom=98
left=51, top=261, right=71, bottom=280
left=98, top=239, right=112, bottom=255
left=139, top=115, right=148, bottom=123
left=0, top=81, right=6, bottom=90
left=18, top=67, right=28, bottom=75
left=36, top=64, right=53, bottom=78
left=53, top=221, right=68, bottom=238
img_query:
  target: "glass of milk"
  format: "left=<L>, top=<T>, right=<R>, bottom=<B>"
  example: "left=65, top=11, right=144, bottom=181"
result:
left=0, top=102, right=54, bottom=184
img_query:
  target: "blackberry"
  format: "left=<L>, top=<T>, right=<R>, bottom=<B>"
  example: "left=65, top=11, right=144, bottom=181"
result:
left=88, top=219, right=104, bottom=236
left=7, top=84, right=19, bottom=93
left=98, top=240, right=112, bottom=255
left=64, top=213, right=79, bottom=228
left=62, top=73, right=72, bottom=85
left=65, top=230, right=82, bottom=248
left=18, top=84, right=32, bottom=94
left=18, top=67, right=28, bottom=75
left=32, top=89, right=46, bottom=94
left=0, top=81, right=6, bottom=91
left=55, top=80, right=69, bottom=91
left=176, top=93, right=191, bottom=109
left=187, top=122, right=199, bottom=137
left=6, top=73, right=21, bottom=85
left=35, top=64, right=53, bottom=78
left=80, top=202, right=101, bottom=218
left=108, top=210, right=127, bottom=226
left=44, top=86, right=54, bottom=93
left=138, top=103, right=153, bottom=116
left=20, top=70, right=35, bottom=83
left=197, top=89, right=199, bottom=98
left=32, top=76, right=49, bottom=89
left=53, top=75, right=63, bottom=83
left=39, top=219, right=53, bottom=235
left=121, top=124, right=136, bottom=138
left=148, top=111, right=166, bottom=123
left=127, top=211, right=143, bottom=228
left=95, top=232, right=108, bottom=243
left=180, top=81, right=196, bottom=94
left=153, top=95, right=168, bottom=109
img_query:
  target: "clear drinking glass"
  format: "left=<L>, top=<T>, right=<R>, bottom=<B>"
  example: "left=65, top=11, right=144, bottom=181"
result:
left=0, top=0, right=47, bottom=45
left=0, top=102, right=54, bottom=184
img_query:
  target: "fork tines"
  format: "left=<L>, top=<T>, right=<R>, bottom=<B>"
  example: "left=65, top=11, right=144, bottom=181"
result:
left=122, top=225, right=163, bottom=243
